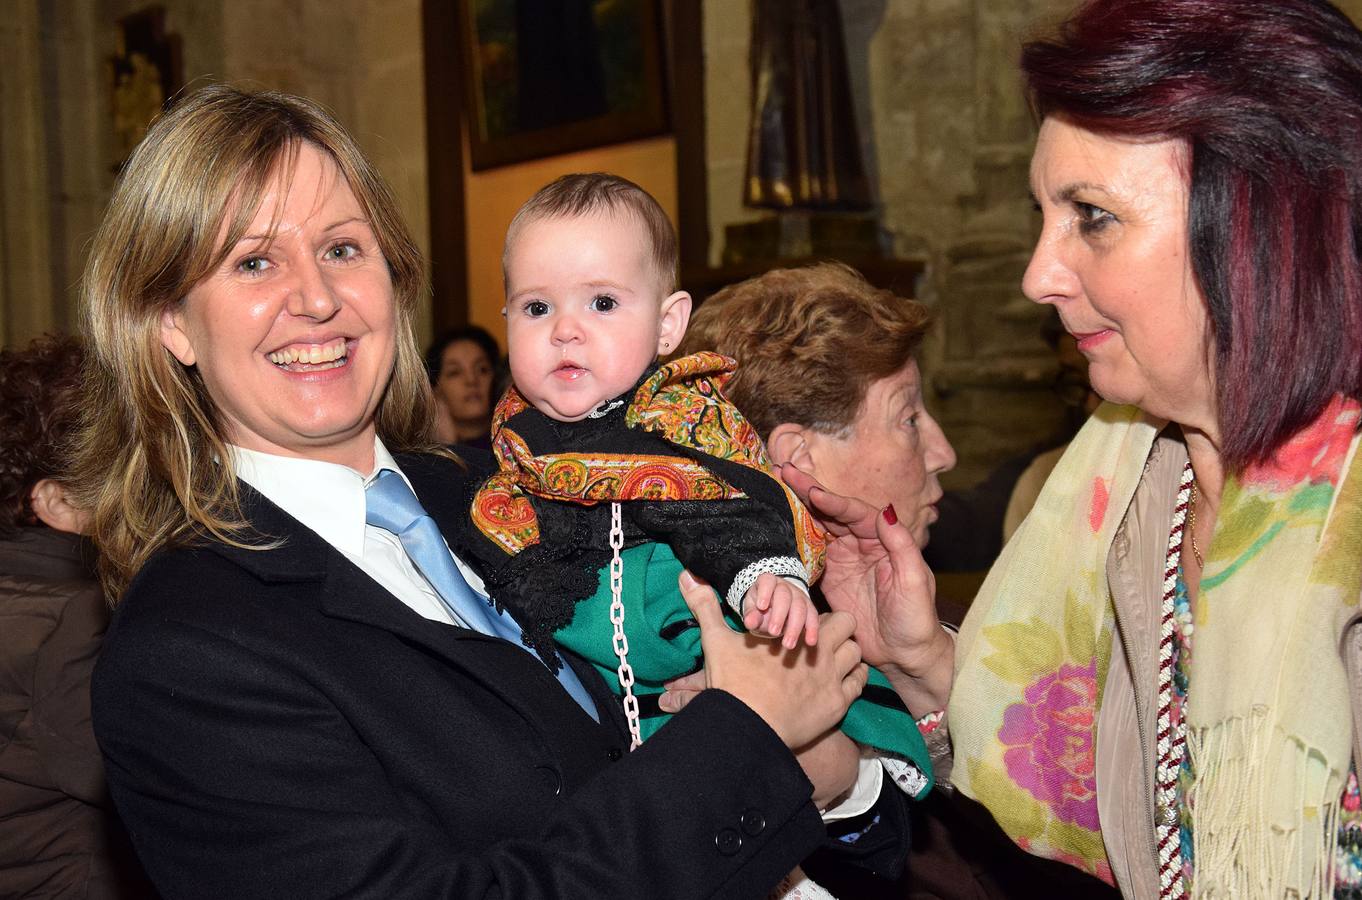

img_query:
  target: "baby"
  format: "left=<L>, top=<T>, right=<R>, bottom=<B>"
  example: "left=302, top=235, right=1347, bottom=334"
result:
left=460, top=177, right=932, bottom=890
left=495, top=182, right=821, bottom=651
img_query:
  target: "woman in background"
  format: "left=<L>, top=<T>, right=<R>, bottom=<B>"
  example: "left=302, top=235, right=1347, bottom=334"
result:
left=424, top=324, right=500, bottom=448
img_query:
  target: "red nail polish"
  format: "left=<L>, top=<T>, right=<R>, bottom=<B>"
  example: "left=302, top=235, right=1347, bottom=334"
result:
left=883, top=505, right=898, bottom=525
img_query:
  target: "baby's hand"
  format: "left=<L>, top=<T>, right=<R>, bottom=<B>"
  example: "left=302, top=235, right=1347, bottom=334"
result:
left=743, top=573, right=820, bottom=649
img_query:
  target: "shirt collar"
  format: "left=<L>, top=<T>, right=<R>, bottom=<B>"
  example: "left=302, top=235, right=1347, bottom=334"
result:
left=230, top=438, right=408, bottom=560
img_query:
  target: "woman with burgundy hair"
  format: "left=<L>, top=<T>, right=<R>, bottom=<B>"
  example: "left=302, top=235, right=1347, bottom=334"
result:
left=777, top=0, right=1362, bottom=896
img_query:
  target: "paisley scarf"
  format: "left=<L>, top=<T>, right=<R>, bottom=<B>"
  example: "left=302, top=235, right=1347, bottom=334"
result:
left=949, top=397, right=1362, bottom=894
left=471, top=351, right=824, bottom=576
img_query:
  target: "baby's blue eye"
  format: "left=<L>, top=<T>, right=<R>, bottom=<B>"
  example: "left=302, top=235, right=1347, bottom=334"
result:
left=590, top=295, right=618, bottom=313
left=526, top=300, right=550, bottom=317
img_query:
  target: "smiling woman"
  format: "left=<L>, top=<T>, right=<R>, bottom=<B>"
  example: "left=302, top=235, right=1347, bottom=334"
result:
left=72, top=86, right=430, bottom=594
left=158, top=143, right=399, bottom=469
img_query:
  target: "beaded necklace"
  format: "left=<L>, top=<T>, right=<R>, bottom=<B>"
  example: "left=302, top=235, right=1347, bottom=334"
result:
left=1155, top=460, right=1195, bottom=898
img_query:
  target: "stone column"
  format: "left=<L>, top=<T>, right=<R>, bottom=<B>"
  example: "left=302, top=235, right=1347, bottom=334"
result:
left=0, top=0, right=58, bottom=348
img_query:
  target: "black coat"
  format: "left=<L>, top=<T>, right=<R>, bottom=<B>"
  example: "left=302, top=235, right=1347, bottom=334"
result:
left=92, top=452, right=903, bottom=899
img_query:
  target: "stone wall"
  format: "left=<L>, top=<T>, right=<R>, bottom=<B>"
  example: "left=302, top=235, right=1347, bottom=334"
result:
left=703, top=0, right=1362, bottom=489
left=703, top=0, right=1072, bottom=487
left=0, top=0, right=429, bottom=348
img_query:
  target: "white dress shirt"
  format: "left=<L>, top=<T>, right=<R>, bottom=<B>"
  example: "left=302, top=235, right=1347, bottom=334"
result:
left=231, top=438, right=485, bottom=628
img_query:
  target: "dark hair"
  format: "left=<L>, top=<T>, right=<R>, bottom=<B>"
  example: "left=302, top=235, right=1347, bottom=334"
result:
left=424, top=325, right=501, bottom=386
left=0, top=334, right=85, bottom=537
left=675, top=263, right=930, bottom=439
left=1023, top=0, right=1362, bottom=469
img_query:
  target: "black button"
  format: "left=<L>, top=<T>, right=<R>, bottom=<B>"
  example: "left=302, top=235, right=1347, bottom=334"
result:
left=715, top=827, right=742, bottom=856
left=607, top=747, right=624, bottom=762
left=534, top=765, right=562, bottom=796
left=739, top=808, right=765, bottom=836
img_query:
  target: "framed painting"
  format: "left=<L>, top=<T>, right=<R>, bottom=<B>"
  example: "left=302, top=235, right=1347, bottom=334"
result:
left=458, top=0, right=669, bottom=170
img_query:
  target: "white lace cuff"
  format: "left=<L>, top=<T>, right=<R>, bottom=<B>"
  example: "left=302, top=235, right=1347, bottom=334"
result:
left=880, top=755, right=931, bottom=799
left=725, top=556, right=810, bottom=616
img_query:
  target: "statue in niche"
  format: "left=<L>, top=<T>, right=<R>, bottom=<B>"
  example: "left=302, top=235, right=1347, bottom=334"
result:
left=110, top=7, right=182, bottom=172
left=743, top=0, right=872, bottom=210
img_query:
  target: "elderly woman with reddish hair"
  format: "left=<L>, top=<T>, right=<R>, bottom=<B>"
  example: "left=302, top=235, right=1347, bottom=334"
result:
left=770, top=1, right=1362, bottom=897
left=675, top=264, right=1119, bottom=898
left=678, top=263, right=955, bottom=557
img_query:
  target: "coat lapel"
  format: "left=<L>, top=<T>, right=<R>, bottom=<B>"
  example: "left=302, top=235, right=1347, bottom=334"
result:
left=203, top=479, right=521, bottom=675
left=203, top=467, right=625, bottom=738
left=400, top=450, right=629, bottom=737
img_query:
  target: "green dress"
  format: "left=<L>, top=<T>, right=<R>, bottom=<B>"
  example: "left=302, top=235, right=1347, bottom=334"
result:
left=558, top=542, right=933, bottom=798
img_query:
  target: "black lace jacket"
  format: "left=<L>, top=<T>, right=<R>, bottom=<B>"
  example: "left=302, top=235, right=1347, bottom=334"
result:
left=457, top=385, right=809, bottom=668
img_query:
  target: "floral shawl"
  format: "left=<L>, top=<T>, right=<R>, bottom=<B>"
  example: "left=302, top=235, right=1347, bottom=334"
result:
left=949, top=398, right=1362, bottom=895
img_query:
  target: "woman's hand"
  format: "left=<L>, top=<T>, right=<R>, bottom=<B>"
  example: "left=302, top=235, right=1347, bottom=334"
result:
left=665, top=570, right=867, bottom=751
left=779, top=463, right=955, bottom=715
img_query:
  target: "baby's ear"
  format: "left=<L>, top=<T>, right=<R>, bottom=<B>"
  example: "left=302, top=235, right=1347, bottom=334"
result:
left=657, top=290, right=692, bottom=355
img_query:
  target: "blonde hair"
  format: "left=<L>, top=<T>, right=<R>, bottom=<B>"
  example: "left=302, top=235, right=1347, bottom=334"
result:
left=70, top=83, right=435, bottom=600
left=676, top=263, right=931, bottom=439
left=502, top=173, right=678, bottom=292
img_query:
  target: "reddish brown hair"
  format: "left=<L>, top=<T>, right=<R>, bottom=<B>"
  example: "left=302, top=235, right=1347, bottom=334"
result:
left=675, top=263, right=930, bottom=439
left=1023, top=0, right=1362, bottom=468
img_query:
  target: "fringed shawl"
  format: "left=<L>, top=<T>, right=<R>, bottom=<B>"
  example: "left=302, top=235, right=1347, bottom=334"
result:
left=950, top=398, right=1362, bottom=895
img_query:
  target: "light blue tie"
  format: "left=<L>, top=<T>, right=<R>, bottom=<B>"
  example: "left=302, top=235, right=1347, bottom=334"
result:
left=365, top=469, right=597, bottom=720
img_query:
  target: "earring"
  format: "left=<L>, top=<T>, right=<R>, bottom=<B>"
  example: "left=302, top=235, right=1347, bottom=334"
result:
left=662, top=341, right=670, bottom=349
